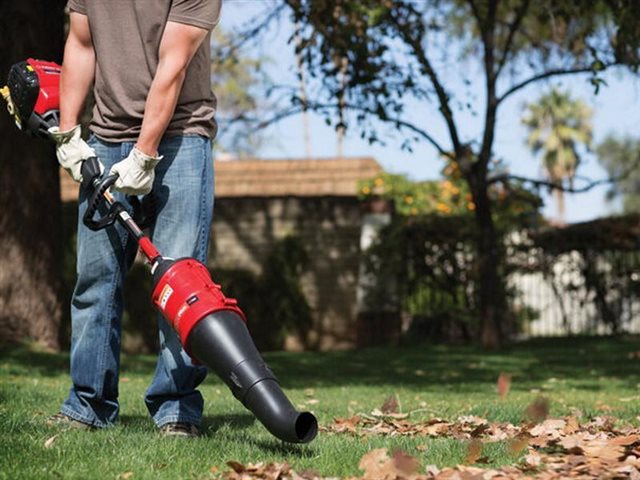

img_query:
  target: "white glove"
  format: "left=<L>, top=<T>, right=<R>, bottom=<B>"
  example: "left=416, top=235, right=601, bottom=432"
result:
left=110, top=147, right=163, bottom=195
left=48, top=125, right=97, bottom=182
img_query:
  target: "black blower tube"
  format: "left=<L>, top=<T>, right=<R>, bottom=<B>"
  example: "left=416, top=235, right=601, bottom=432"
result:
left=187, top=310, right=318, bottom=443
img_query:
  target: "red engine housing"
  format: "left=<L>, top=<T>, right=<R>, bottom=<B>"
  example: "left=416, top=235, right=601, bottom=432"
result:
left=6, top=58, right=61, bottom=137
left=151, top=258, right=246, bottom=348
left=27, top=58, right=61, bottom=116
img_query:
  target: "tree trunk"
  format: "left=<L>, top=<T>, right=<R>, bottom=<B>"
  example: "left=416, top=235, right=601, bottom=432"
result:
left=469, top=174, right=507, bottom=349
left=554, top=189, right=566, bottom=225
left=0, top=1, right=66, bottom=350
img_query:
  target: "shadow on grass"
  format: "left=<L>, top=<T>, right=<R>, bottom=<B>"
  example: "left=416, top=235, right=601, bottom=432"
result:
left=2, top=336, right=639, bottom=392
left=117, top=412, right=317, bottom=457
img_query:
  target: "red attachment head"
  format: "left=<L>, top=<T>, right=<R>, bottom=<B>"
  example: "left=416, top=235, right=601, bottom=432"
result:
left=4, top=58, right=61, bottom=138
left=27, top=58, right=61, bottom=117
left=151, top=258, right=247, bottom=349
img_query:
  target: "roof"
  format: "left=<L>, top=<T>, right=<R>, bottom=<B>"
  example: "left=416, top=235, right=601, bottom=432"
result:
left=214, top=157, right=382, bottom=197
left=60, top=156, right=383, bottom=201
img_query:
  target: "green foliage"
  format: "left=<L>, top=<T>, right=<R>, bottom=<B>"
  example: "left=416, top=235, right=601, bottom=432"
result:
left=358, top=160, right=542, bottom=225
left=597, top=135, right=640, bottom=213
left=362, top=215, right=481, bottom=342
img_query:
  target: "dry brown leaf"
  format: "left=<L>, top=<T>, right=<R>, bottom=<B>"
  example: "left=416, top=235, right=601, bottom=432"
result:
left=358, top=448, right=394, bottom=480
left=496, top=373, right=512, bottom=399
left=523, top=451, right=542, bottom=468
left=43, top=435, right=58, bottom=449
left=294, top=468, right=323, bottom=480
left=564, top=416, right=580, bottom=434
left=610, top=435, right=640, bottom=446
left=329, top=416, right=360, bottom=434
left=524, top=396, right=550, bottom=423
left=392, top=449, right=420, bottom=476
left=465, top=439, right=483, bottom=465
left=424, top=464, right=440, bottom=476
left=226, top=460, right=245, bottom=473
left=507, top=434, right=530, bottom=455
left=381, top=394, right=399, bottom=414
left=582, top=441, right=625, bottom=462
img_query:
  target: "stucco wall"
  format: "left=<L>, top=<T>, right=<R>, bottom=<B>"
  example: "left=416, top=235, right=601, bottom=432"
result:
left=210, top=196, right=363, bottom=350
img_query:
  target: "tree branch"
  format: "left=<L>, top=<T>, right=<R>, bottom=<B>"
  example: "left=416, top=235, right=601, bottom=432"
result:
left=227, top=97, right=452, bottom=159
left=495, top=0, right=531, bottom=78
left=488, top=172, right=626, bottom=194
left=218, top=4, right=286, bottom=58
left=497, top=65, right=609, bottom=105
left=390, top=8, right=463, bottom=156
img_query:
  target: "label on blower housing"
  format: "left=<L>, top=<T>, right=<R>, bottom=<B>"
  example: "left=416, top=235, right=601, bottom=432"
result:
left=158, top=284, right=174, bottom=310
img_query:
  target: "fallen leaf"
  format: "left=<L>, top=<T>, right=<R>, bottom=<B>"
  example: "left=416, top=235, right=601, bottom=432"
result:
left=524, top=396, right=550, bottom=423
left=392, top=449, right=420, bottom=476
left=425, top=464, right=440, bottom=476
left=507, top=434, right=530, bottom=455
left=358, top=448, right=393, bottom=480
left=582, top=440, right=624, bottom=461
left=523, top=451, right=542, bottom=468
left=497, top=373, right=512, bottom=398
left=465, top=439, right=483, bottom=464
left=610, top=435, right=640, bottom=447
left=43, top=435, right=58, bottom=449
left=381, top=394, right=399, bottom=414
left=564, top=416, right=580, bottom=434
left=226, top=460, right=245, bottom=473
left=116, top=472, right=133, bottom=480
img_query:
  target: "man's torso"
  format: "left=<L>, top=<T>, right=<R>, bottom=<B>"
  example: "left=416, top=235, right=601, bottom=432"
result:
left=67, top=0, right=221, bottom=141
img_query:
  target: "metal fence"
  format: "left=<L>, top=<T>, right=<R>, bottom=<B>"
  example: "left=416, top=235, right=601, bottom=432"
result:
left=367, top=214, right=640, bottom=340
left=509, top=234, right=640, bottom=337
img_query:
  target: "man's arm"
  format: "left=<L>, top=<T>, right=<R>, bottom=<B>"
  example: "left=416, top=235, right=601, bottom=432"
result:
left=59, top=12, right=95, bottom=131
left=49, top=11, right=97, bottom=182
left=135, top=21, right=209, bottom=156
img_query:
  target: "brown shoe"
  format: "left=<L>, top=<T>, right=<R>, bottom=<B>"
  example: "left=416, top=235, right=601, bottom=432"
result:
left=46, top=412, right=94, bottom=430
left=159, top=422, right=200, bottom=438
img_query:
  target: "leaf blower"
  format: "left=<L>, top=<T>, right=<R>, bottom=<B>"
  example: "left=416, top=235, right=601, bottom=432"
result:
left=2, top=58, right=317, bottom=444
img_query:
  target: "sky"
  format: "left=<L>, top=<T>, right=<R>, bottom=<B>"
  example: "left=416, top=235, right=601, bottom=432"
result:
left=220, top=1, right=640, bottom=224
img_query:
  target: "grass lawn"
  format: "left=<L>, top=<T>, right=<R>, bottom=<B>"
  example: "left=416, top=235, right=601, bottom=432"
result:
left=1, top=336, right=640, bottom=479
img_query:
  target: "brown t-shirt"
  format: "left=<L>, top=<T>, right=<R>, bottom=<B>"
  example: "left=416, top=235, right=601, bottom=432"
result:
left=67, top=0, right=221, bottom=141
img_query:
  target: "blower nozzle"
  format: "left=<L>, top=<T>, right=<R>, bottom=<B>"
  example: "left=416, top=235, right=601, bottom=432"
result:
left=189, top=311, right=318, bottom=443
left=151, top=258, right=318, bottom=444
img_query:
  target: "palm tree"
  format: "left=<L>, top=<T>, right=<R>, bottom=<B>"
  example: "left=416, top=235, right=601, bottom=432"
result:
left=523, top=89, right=593, bottom=223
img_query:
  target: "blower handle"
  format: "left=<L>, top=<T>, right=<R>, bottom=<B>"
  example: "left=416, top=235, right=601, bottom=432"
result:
left=81, top=157, right=122, bottom=231
left=78, top=157, right=162, bottom=263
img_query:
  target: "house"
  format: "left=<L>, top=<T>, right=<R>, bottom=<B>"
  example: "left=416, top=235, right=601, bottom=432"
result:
left=60, top=156, right=391, bottom=351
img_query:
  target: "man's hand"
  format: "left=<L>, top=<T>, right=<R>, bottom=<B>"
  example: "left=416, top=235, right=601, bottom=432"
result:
left=49, top=125, right=98, bottom=182
left=110, top=147, right=162, bottom=195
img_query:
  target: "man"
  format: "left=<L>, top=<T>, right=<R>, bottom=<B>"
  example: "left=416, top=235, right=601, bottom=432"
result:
left=47, top=0, right=222, bottom=437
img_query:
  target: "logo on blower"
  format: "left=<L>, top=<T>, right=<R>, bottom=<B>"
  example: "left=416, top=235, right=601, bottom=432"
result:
left=158, top=284, right=173, bottom=310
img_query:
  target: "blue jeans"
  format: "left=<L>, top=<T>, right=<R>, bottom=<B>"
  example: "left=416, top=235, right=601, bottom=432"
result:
left=60, top=135, right=213, bottom=428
